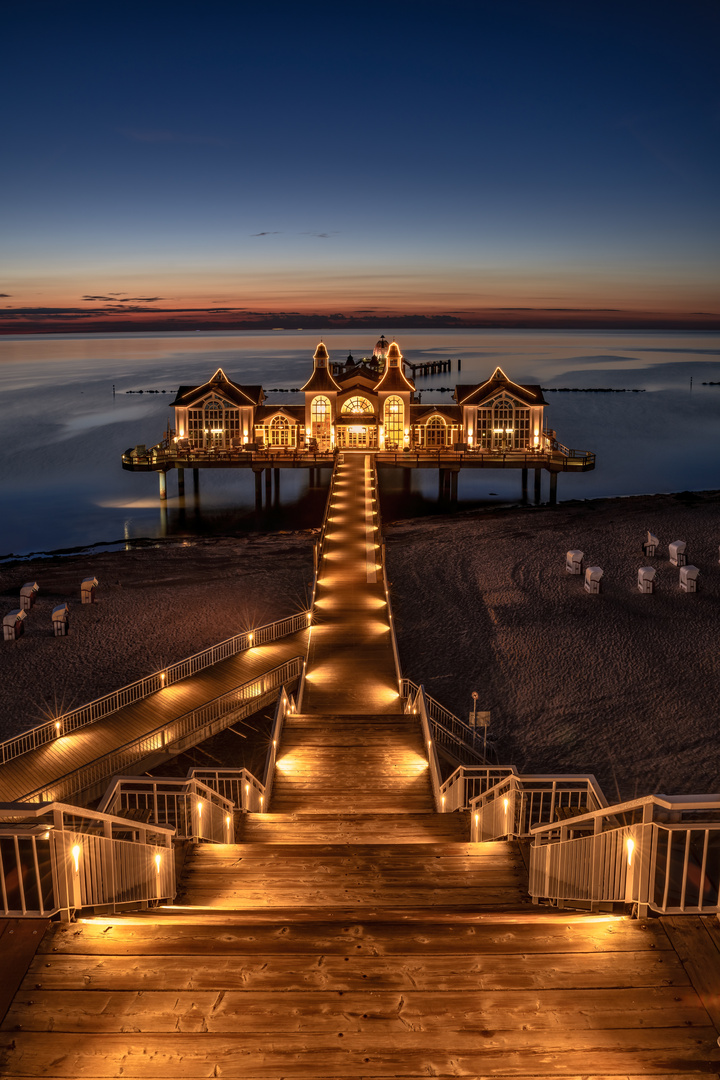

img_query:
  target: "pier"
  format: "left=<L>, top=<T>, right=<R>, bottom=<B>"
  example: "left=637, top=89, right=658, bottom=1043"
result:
left=1, top=451, right=720, bottom=1078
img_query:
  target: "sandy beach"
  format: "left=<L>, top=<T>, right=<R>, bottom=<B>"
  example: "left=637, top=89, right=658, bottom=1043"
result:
left=2, top=490, right=719, bottom=803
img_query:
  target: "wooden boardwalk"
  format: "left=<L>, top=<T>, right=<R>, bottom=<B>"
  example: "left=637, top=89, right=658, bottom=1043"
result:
left=303, top=453, right=400, bottom=714
left=0, top=630, right=307, bottom=803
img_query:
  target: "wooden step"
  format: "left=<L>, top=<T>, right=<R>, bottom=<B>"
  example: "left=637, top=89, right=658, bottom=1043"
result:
left=239, top=811, right=469, bottom=843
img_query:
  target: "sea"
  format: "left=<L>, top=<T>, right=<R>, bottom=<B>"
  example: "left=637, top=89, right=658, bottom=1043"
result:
left=1, top=328, right=719, bottom=560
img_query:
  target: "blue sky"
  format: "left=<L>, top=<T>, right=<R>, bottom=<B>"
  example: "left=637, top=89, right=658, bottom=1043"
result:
left=2, top=0, right=719, bottom=328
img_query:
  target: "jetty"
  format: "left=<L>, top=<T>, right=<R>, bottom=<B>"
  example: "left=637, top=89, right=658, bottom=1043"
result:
left=122, top=338, right=595, bottom=506
left=2, top=450, right=720, bottom=1079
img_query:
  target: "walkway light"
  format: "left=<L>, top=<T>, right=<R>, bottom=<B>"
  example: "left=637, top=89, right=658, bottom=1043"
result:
left=260, top=795, right=264, bottom=810
left=55, top=721, right=61, bottom=735
left=72, top=844, right=81, bottom=874
left=248, top=632, right=254, bottom=645
left=503, top=798, right=509, bottom=816
left=154, top=853, right=162, bottom=874
left=160, top=671, right=166, bottom=687
left=197, top=801, right=203, bottom=816
left=626, top=837, right=635, bottom=867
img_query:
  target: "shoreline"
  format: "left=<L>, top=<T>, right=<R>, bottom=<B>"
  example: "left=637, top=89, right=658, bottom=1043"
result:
left=1, top=488, right=719, bottom=802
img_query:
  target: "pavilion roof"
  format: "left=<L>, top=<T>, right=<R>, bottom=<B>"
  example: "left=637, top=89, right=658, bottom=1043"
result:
left=299, top=366, right=342, bottom=393
left=410, top=403, right=462, bottom=422
left=255, top=404, right=305, bottom=423
left=172, top=368, right=262, bottom=407
left=455, top=366, right=546, bottom=407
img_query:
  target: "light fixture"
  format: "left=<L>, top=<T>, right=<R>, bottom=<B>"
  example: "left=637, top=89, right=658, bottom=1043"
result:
left=154, top=853, right=162, bottom=874
left=72, top=844, right=81, bottom=874
left=626, top=836, right=635, bottom=867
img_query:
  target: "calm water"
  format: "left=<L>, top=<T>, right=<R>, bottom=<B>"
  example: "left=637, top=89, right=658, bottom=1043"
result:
left=1, top=329, right=719, bottom=559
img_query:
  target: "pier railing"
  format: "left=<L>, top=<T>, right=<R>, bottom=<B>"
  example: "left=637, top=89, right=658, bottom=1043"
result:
left=402, top=680, right=490, bottom=765
left=470, top=773, right=607, bottom=842
left=19, top=657, right=304, bottom=805
left=376, top=448, right=595, bottom=470
left=0, top=610, right=310, bottom=767
left=529, top=793, right=720, bottom=916
left=98, top=776, right=236, bottom=843
left=0, top=801, right=174, bottom=921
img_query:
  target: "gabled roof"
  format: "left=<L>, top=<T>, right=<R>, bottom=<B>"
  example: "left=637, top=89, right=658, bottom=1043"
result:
left=335, top=367, right=379, bottom=389
left=410, top=403, right=462, bottom=422
left=172, top=368, right=262, bottom=407
left=254, top=404, right=305, bottom=423
left=375, top=364, right=415, bottom=393
left=455, top=366, right=546, bottom=407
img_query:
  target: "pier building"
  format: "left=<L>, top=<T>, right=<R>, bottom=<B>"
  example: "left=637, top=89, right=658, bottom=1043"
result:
left=123, top=335, right=595, bottom=505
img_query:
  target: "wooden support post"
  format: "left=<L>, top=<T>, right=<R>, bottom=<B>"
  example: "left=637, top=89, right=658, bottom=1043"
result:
left=450, top=470, right=458, bottom=501
left=193, top=468, right=200, bottom=492
left=265, top=467, right=272, bottom=503
left=177, top=468, right=185, bottom=496
left=534, top=468, right=542, bottom=505
left=403, top=468, right=411, bottom=491
left=273, top=467, right=280, bottom=506
left=521, top=467, right=528, bottom=504
left=254, top=470, right=262, bottom=510
left=158, top=471, right=167, bottom=501
left=549, top=471, right=558, bottom=506
left=438, top=469, right=445, bottom=499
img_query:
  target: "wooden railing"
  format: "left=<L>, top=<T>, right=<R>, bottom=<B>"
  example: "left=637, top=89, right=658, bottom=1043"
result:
left=0, top=802, right=174, bottom=921
left=470, top=773, right=607, bottom=842
left=0, top=611, right=311, bottom=767
left=98, top=776, right=235, bottom=843
left=440, top=765, right=516, bottom=811
left=19, top=657, right=304, bottom=805
left=123, top=446, right=337, bottom=467
left=376, top=448, right=595, bottom=469
left=409, top=685, right=444, bottom=812
left=402, top=680, right=489, bottom=765
left=529, top=793, right=720, bottom=916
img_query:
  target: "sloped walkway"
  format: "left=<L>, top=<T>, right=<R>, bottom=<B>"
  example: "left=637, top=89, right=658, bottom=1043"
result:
left=0, top=630, right=307, bottom=803
left=302, top=453, right=400, bottom=714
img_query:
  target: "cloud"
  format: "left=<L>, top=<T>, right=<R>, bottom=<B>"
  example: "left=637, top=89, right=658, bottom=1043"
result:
left=251, top=231, right=281, bottom=237
left=120, top=127, right=229, bottom=147
left=300, top=231, right=339, bottom=239
left=0, top=293, right=11, bottom=298
left=82, top=295, right=163, bottom=302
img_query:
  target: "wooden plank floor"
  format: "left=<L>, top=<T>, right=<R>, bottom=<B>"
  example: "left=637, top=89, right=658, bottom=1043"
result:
left=303, top=454, right=400, bottom=714
left=0, top=630, right=307, bottom=803
left=3, top=910, right=719, bottom=1078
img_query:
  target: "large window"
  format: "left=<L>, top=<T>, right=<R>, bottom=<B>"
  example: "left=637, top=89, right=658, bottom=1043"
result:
left=269, top=416, right=290, bottom=446
left=310, top=395, right=331, bottom=449
left=187, top=397, right=239, bottom=448
left=489, top=395, right=530, bottom=450
left=384, top=396, right=404, bottom=448
left=425, top=415, right=446, bottom=447
left=341, top=396, right=373, bottom=414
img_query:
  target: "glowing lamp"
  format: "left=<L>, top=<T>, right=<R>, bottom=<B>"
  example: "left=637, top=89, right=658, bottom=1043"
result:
left=71, top=844, right=81, bottom=874
left=197, top=801, right=203, bottom=816
left=503, top=798, right=509, bottom=816
left=248, top=632, right=254, bottom=645
left=626, top=837, right=635, bottom=867
left=55, top=721, right=61, bottom=734
left=154, top=853, right=162, bottom=874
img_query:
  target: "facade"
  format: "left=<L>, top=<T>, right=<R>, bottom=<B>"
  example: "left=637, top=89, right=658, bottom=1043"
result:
left=171, top=342, right=548, bottom=453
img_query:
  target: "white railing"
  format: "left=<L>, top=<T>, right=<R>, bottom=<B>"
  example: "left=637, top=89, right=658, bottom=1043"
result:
left=20, top=657, right=304, bottom=805
left=403, top=680, right=489, bottom=765
left=440, top=765, right=516, bottom=811
left=98, top=776, right=235, bottom=843
left=0, top=610, right=311, bottom=766
left=0, top=802, right=174, bottom=921
left=470, top=773, right=607, bottom=843
left=374, top=459, right=403, bottom=695
left=297, top=458, right=337, bottom=711
left=190, top=685, right=297, bottom=814
left=407, top=685, right=444, bottom=811
left=529, top=793, right=720, bottom=916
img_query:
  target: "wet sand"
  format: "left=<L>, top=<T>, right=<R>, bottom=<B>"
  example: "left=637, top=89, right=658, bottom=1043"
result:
left=2, top=491, right=719, bottom=802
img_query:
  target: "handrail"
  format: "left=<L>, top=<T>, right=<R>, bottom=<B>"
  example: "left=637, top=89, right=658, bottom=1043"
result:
left=98, top=775, right=235, bottom=843
left=408, top=685, right=443, bottom=812
left=0, top=801, right=174, bottom=920
left=375, top=448, right=595, bottom=469
left=0, top=610, right=311, bottom=767
left=401, top=678, right=490, bottom=765
left=439, top=765, right=517, bottom=811
left=529, top=793, right=720, bottom=915
left=18, top=657, right=304, bottom=806
left=374, top=457, right=403, bottom=695
left=470, top=772, right=607, bottom=843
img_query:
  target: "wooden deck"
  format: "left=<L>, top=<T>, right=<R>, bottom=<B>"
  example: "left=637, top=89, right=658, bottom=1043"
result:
left=0, top=630, right=307, bottom=803
left=303, top=453, right=400, bottom=715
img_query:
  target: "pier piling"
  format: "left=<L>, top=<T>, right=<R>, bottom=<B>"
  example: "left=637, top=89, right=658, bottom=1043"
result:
left=158, top=471, right=167, bottom=501
left=534, top=468, right=542, bottom=505
left=549, top=471, right=558, bottom=506
left=177, top=468, right=185, bottom=496
left=521, top=468, right=528, bottom=504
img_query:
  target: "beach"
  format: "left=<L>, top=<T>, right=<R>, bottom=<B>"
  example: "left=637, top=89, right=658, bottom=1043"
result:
left=1, top=491, right=719, bottom=802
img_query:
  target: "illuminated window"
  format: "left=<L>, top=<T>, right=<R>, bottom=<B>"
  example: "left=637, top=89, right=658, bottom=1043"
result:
left=269, top=416, right=290, bottom=446
left=311, top=396, right=330, bottom=423
left=341, top=396, right=373, bottom=414
left=384, top=396, right=403, bottom=447
left=425, top=415, right=446, bottom=447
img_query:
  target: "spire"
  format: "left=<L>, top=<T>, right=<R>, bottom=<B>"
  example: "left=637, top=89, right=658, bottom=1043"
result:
left=313, top=341, right=329, bottom=367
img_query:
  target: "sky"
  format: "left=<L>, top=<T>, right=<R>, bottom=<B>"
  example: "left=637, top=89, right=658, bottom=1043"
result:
left=2, top=0, right=719, bottom=332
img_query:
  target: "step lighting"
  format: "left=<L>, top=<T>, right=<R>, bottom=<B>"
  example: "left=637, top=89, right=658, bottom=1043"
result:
left=626, top=836, right=635, bottom=866
left=503, top=798, right=509, bottom=815
left=72, top=844, right=81, bottom=874
left=154, top=853, right=162, bottom=874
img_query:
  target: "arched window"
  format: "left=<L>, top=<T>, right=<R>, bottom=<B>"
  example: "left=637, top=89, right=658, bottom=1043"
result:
left=341, top=396, right=373, bottom=414
left=425, top=415, right=446, bottom=447
left=311, top=396, right=330, bottom=424
left=269, top=416, right=290, bottom=446
left=384, top=396, right=404, bottom=447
